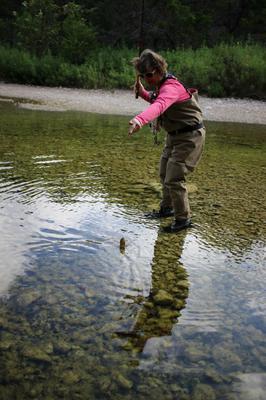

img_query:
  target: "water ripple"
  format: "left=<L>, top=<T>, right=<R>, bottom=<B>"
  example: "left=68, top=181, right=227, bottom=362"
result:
left=34, top=159, right=70, bottom=165
left=0, top=177, right=45, bottom=203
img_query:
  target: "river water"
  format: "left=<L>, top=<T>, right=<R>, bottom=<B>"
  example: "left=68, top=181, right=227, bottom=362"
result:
left=0, top=101, right=265, bottom=399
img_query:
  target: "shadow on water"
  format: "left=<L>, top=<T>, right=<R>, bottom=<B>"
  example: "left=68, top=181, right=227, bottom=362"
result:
left=0, top=100, right=265, bottom=399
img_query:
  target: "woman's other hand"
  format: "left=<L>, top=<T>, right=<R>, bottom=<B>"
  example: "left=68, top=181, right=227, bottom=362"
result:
left=128, top=118, right=141, bottom=136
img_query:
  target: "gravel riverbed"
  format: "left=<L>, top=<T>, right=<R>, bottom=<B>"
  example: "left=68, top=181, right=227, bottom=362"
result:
left=0, top=82, right=266, bottom=125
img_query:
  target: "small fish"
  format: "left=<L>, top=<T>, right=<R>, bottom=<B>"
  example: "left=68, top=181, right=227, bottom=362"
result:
left=119, top=237, right=126, bottom=254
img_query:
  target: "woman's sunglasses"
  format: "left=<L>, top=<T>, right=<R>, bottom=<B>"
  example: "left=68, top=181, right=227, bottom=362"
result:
left=139, top=70, right=156, bottom=78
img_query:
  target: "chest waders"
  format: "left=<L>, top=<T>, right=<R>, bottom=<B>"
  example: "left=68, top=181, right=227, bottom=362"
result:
left=155, top=75, right=206, bottom=220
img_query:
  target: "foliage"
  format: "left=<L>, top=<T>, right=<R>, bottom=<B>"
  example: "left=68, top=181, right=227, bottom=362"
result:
left=163, top=43, right=266, bottom=98
left=12, top=0, right=97, bottom=63
left=59, top=2, right=97, bottom=64
left=0, top=0, right=265, bottom=52
left=14, top=0, right=60, bottom=57
left=0, top=44, right=265, bottom=99
left=0, top=0, right=265, bottom=97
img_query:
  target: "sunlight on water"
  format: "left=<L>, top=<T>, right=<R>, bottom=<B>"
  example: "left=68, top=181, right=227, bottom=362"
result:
left=0, top=192, right=156, bottom=298
left=0, top=100, right=265, bottom=399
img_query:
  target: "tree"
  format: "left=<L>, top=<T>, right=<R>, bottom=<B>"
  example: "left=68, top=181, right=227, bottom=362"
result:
left=13, top=0, right=97, bottom=63
left=59, top=2, right=97, bottom=64
left=2, top=0, right=265, bottom=59
left=14, top=0, right=60, bottom=56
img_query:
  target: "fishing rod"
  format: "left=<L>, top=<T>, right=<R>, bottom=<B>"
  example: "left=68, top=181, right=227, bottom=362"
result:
left=134, top=1, right=160, bottom=145
left=135, top=0, right=145, bottom=99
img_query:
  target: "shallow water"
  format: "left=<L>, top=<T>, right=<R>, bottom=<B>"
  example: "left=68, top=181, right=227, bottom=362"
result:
left=0, top=101, right=265, bottom=400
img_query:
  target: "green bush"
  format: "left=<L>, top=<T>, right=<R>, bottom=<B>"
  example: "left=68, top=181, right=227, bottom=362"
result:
left=0, top=46, right=37, bottom=83
left=0, top=44, right=265, bottom=99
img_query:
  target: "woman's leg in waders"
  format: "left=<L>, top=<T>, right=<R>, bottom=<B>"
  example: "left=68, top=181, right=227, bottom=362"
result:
left=145, top=138, right=174, bottom=218
left=163, top=129, right=205, bottom=232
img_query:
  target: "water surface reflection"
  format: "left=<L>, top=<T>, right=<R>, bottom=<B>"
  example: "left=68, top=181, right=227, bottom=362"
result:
left=0, top=101, right=265, bottom=399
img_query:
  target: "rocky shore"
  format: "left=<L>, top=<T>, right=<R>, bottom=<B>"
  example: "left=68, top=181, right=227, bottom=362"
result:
left=0, top=82, right=266, bottom=125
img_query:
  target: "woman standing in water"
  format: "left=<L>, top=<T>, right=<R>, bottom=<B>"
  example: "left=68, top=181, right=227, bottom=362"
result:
left=129, top=49, right=205, bottom=233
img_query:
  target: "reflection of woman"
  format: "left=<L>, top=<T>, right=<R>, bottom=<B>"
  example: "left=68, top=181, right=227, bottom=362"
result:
left=129, top=49, right=205, bottom=232
left=117, top=231, right=189, bottom=353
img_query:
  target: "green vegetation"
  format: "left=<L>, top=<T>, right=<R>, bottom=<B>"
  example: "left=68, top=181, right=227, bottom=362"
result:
left=0, top=1, right=265, bottom=98
left=164, top=44, right=266, bottom=98
left=0, top=43, right=265, bottom=98
left=1, top=1, right=265, bottom=53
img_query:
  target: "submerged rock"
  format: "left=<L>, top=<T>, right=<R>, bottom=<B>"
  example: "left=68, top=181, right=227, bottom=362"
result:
left=176, top=280, right=190, bottom=289
left=0, top=316, right=9, bottom=329
left=185, top=344, right=207, bottom=362
left=113, top=372, right=133, bottom=390
left=153, top=290, right=175, bottom=306
left=157, top=308, right=180, bottom=320
left=84, top=288, right=96, bottom=299
left=61, top=370, right=81, bottom=385
left=187, top=183, right=198, bottom=193
left=212, top=346, right=242, bottom=370
left=205, top=368, right=224, bottom=383
left=98, top=375, right=112, bottom=391
left=0, top=339, right=13, bottom=351
left=53, top=339, right=72, bottom=354
left=21, top=346, right=52, bottom=363
left=174, top=299, right=186, bottom=309
left=14, top=289, right=41, bottom=308
left=192, top=383, right=216, bottom=400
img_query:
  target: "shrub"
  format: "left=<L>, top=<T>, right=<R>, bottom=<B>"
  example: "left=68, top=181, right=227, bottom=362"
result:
left=0, top=44, right=265, bottom=99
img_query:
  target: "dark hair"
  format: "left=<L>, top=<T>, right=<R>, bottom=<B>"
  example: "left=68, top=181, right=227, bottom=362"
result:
left=131, top=49, right=168, bottom=75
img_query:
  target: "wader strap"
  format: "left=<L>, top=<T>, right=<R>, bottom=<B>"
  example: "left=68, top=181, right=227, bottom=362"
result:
left=168, top=122, right=204, bottom=135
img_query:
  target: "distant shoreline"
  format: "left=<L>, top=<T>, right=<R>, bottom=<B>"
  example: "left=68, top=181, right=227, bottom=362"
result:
left=0, top=82, right=266, bottom=125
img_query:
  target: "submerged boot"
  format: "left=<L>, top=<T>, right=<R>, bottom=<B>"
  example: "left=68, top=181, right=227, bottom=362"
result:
left=162, top=218, right=192, bottom=233
left=145, top=207, right=174, bottom=219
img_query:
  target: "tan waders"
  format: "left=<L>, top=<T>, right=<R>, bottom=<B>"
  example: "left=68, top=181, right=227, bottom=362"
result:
left=158, top=89, right=205, bottom=225
left=159, top=127, right=205, bottom=221
left=143, top=81, right=205, bottom=230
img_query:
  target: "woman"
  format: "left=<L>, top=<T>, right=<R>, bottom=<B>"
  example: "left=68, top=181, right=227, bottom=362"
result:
left=128, top=49, right=205, bottom=232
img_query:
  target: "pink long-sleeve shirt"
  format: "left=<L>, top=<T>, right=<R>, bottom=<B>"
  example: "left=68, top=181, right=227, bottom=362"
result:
left=135, top=77, right=191, bottom=127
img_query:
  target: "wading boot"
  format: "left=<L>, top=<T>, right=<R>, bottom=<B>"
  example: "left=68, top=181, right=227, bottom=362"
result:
left=162, top=218, right=192, bottom=233
left=145, top=207, right=174, bottom=219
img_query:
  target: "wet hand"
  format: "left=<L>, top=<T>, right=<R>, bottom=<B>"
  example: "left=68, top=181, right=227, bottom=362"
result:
left=128, top=119, right=141, bottom=136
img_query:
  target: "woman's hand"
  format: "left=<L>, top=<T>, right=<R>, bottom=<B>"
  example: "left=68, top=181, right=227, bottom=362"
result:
left=128, top=118, right=141, bottom=136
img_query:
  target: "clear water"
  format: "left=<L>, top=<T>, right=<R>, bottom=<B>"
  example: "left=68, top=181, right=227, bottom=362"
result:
left=0, top=100, right=265, bottom=400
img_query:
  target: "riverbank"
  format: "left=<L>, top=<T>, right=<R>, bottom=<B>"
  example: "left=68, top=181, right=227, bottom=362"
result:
left=0, top=82, right=266, bottom=125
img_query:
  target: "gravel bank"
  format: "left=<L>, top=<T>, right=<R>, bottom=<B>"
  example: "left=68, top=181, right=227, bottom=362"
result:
left=0, top=82, right=266, bottom=125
